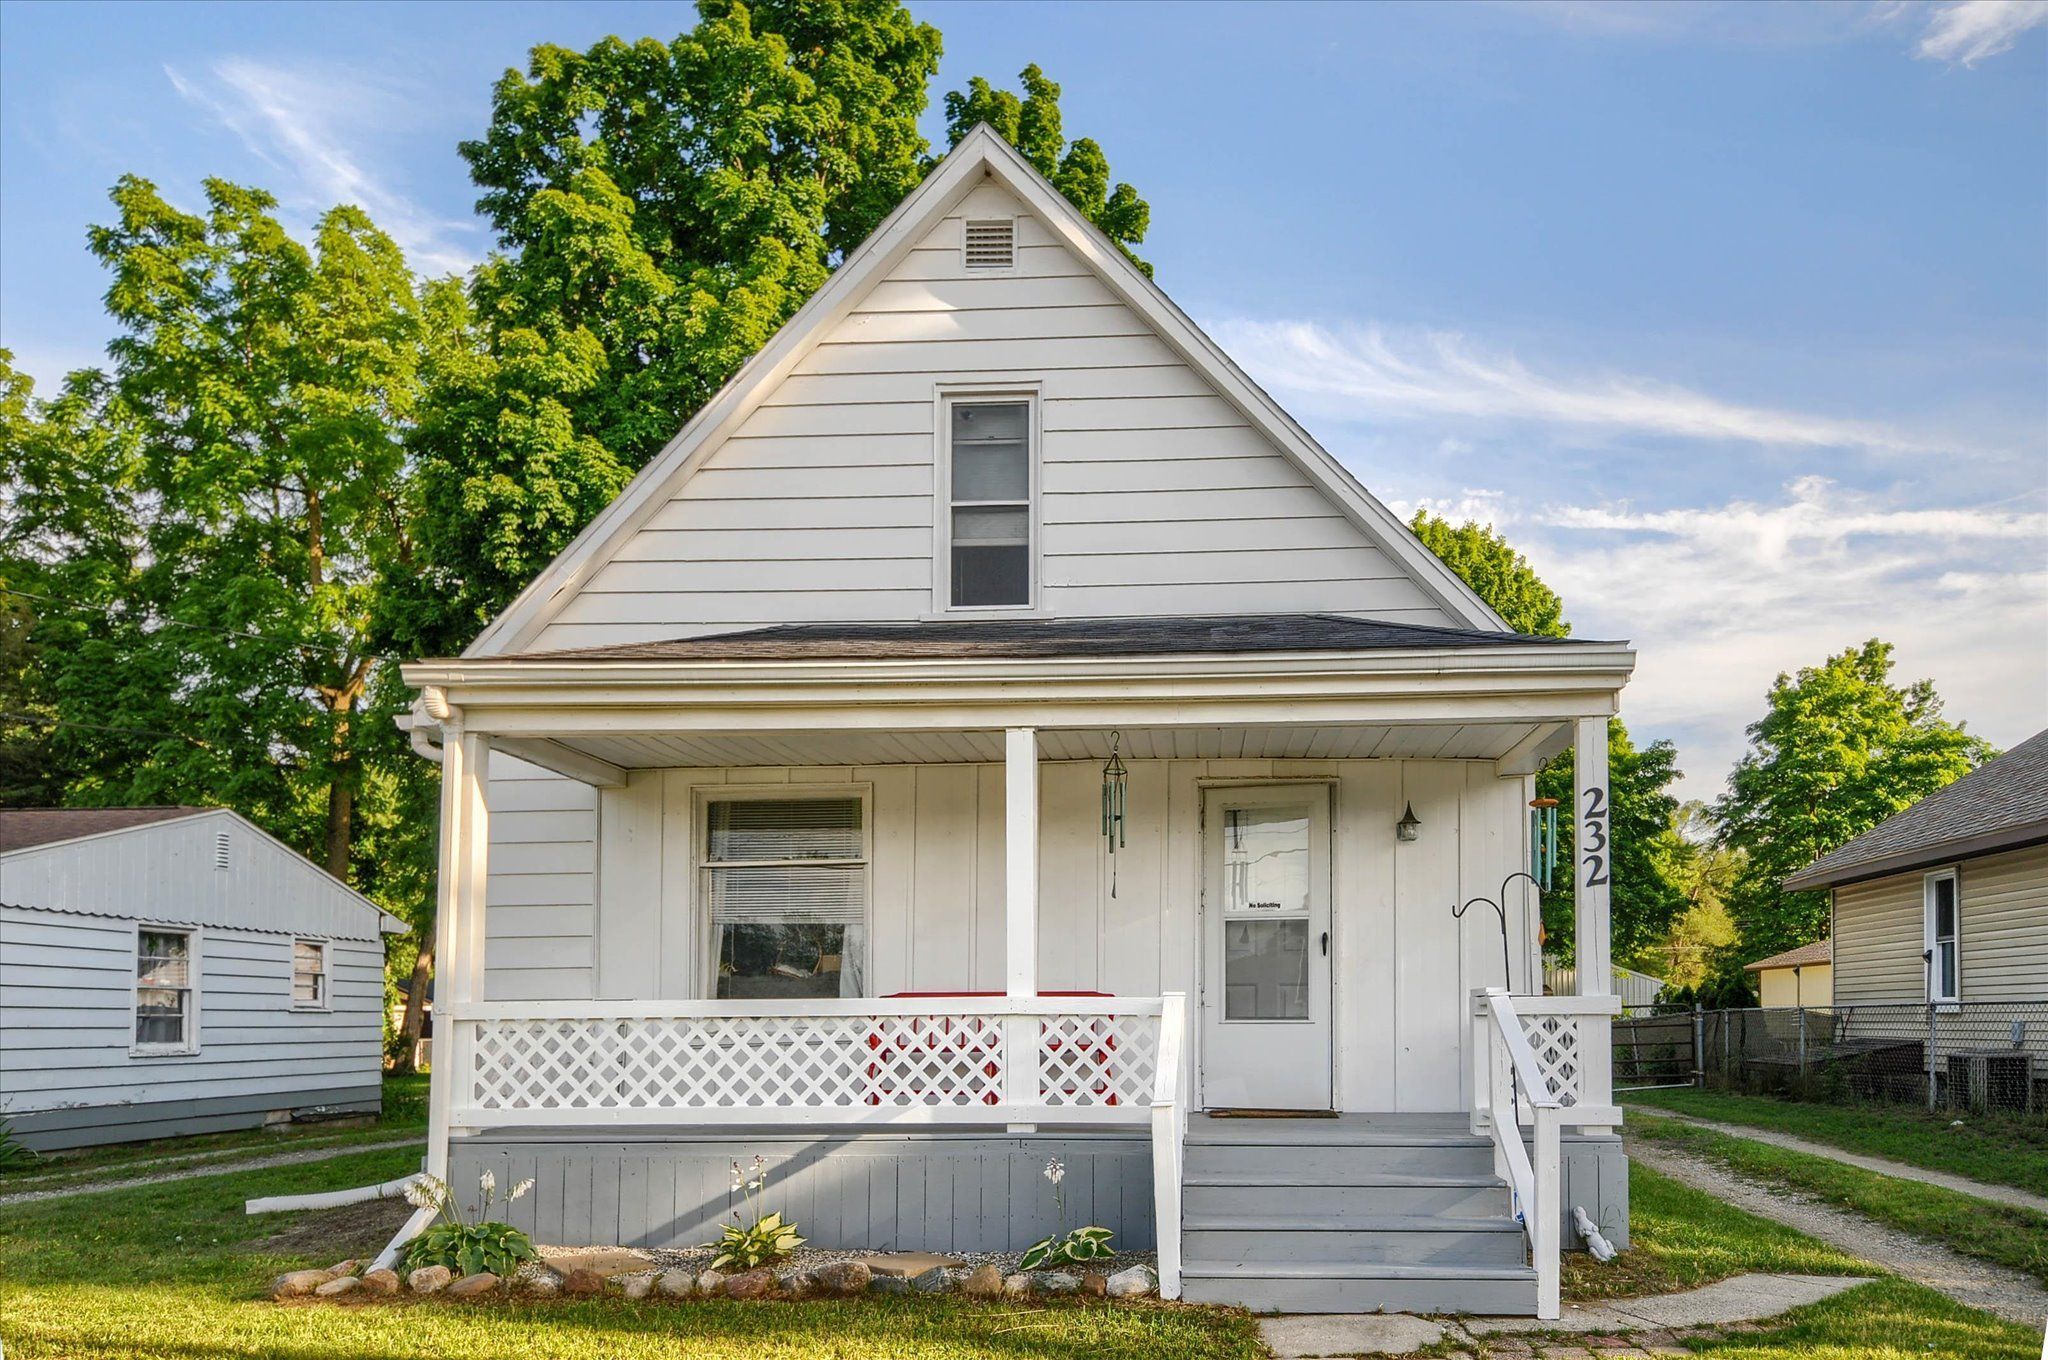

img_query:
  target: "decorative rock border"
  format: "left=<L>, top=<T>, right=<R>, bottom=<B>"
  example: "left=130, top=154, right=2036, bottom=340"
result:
left=271, top=1255, right=1159, bottom=1305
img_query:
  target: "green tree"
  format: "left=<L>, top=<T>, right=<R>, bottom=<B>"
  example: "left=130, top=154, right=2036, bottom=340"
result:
left=1408, top=511, right=1683, bottom=961
left=1, top=183, right=441, bottom=897
left=396, top=4, right=1152, bottom=657
left=943, top=63, right=1151, bottom=271
left=1712, top=639, right=1991, bottom=964
left=1640, top=802, right=1742, bottom=990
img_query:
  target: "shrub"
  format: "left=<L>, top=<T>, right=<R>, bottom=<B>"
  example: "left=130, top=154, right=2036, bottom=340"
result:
left=707, top=1154, right=804, bottom=1271
left=399, top=1170, right=539, bottom=1278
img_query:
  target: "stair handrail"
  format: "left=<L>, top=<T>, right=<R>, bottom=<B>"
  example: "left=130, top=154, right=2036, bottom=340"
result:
left=1471, top=986, right=1564, bottom=1320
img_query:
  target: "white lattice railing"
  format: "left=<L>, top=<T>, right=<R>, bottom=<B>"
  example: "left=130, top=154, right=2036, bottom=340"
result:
left=446, top=997, right=1167, bottom=1127
left=1469, top=988, right=1623, bottom=1321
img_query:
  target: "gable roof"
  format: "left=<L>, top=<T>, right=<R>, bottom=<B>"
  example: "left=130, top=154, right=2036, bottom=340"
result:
left=1784, top=729, right=2048, bottom=891
left=0, top=806, right=209, bottom=853
left=0, top=805, right=407, bottom=935
left=464, top=124, right=1508, bottom=658
left=1745, top=938, right=1832, bottom=972
left=495, top=613, right=1609, bottom=664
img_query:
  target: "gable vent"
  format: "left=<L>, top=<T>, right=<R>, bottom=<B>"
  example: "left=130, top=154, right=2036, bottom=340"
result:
left=963, top=219, right=1015, bottom=270
left=214, top=830, right=231, bottom=871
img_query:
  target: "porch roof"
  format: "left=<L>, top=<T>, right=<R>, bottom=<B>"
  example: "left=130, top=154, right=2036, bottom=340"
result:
left=485, top=613, right=1619, bottom=664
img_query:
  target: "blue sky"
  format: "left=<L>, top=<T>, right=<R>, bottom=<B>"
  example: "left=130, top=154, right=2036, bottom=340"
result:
left=3, top=0, right=2044, bottom=799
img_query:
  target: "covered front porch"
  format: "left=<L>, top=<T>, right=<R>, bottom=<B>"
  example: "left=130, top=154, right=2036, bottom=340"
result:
left=402, top=617, right=1634, bottom=1314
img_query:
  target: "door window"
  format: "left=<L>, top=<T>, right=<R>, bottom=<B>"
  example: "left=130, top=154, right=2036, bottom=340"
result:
left=1220, top=805, right=1312, bottom=1021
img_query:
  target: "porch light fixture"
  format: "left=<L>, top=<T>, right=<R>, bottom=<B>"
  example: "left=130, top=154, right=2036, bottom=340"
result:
left=1101, top=731, right=1128, bottom=898
left=1395, top=802, right=1422, bottom=842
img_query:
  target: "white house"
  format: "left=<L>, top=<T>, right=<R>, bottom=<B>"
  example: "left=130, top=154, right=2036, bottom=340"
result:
left=0, top=806, right=406, bottom=1150
left=396, top=126, right=1633, bottom=1317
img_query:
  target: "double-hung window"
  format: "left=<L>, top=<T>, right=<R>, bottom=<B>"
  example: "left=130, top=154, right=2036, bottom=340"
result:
left=945, top=399, right=1033, bottom=608
left=135, top=927, right=195, bottom=1052
left=293, top=939, right=328, bottom=1008
left=1925, top=869, right=1959, bottom=1005
left=703, top=796, right=868, bottom=1000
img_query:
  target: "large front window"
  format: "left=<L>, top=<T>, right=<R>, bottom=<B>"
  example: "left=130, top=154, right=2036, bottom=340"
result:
left=705, top=797, right=867, bottom=999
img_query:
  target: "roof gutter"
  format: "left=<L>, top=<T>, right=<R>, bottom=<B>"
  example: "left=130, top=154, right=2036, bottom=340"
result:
left=1784, top=822, right=2048, bottom=892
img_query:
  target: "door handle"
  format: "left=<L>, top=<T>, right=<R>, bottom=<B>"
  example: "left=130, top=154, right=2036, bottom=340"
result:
left=1321, top=931, right=1330, bottom=957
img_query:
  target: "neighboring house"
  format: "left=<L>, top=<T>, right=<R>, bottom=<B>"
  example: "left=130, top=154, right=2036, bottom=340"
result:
left=1743, top=939, right=1833, bottom=1008
left=1544, top=959, right=1667, bottom=1013
left=1785, top=729, right=2048, bottom=1010
left=395, top=126, right=1636, bottom=1318
left=0, top=806, right=405, bottom=1150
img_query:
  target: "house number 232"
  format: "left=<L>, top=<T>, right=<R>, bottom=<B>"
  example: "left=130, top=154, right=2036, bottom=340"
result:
left=1581, top=786, right=1611, bottom=888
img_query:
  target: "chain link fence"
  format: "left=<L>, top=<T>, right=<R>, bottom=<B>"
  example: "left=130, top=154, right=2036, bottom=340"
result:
left=1612, top=1001, right=2048, bottom=1117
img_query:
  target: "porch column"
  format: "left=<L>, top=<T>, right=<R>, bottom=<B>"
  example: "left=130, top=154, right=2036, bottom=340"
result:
left=1004, top=728, right=1040, bottom=1127
left=1005, top=726, right=1040, bottom=999
left=1573, top=716, right=1611, bottom=997
left=425, top=720, right=490, bottom=1180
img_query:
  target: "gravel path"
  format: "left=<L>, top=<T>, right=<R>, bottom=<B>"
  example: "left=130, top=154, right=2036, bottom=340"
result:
left=1629, top=1136, right=2048, bottom=1327
left=0, top=1136, right=423, bottom=1208
left=1635, top=1108, right=2048, bottom=1217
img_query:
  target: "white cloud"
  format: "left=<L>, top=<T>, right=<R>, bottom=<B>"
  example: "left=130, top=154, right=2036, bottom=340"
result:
left=1213, top=319, right=1947, bottom=454
left=1913, top=0, right=2048, bottom=64
left=166, top=58, right=479, bottom=275
left=1395, top=478, right=2048, bottom=801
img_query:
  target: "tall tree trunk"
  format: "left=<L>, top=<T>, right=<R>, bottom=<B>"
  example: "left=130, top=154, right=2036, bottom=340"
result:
left=324, top=704, right=354, bottom=879
left=396, top=937, right=434, bottom=1073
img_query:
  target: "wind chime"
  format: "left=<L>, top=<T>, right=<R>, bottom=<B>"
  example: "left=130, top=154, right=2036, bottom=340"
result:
left=1100, top=731, right=1128, bottom=898
left=1528, top=796, right=1560, bottom=890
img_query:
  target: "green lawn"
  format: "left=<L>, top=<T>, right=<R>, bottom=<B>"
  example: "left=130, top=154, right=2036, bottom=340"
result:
left=0, top=1074, right=428, bottom=1194
left=0, top=1145, right=1264, bottom=1360
left=1565, top=1161, right=2037, bottom=1359
left=1625, top=1087, right=2048, bottom=1197
left=1630, top=1111, right=2048, bottom=1287
left=0, top=1138, right=2039, bottom=1359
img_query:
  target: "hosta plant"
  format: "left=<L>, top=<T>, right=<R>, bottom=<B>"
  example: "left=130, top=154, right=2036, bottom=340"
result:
left=708, top=1154, right=805, bottom=1270
left=0, top=1119, right=40, bottom=1173
left=399, top=1170, right=539, bottom=1278
left=1019, top=1224, right=1115, bottom=1272
left=1020, top=1157, right=1115, bottom=1270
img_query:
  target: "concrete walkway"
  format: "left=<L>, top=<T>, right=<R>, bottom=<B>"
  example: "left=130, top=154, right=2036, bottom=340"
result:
left=1632, top=1138, right=2048, bottom=1327
left=1258, top=1273, right=1873, bottom=1357
left=1632, top=1106, right=2048, bottom=1216
left=0, top=1136, right=423, bottom=1208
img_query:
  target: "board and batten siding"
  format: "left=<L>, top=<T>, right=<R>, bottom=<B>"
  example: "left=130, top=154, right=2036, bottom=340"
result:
left=528, top=181, right=1454, bottom=652
left=0, top=907, right=385, bottom=1146
left=1830, top=841, right=2048, bottom=1007
left=481, top=757, right=1537, bottom=1113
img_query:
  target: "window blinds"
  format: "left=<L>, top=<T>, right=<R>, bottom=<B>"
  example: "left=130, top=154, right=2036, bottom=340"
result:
left=705, top=799, right=865, bottom=926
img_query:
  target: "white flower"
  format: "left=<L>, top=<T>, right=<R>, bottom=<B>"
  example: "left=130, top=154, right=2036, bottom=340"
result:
left=479, top=1169, right=496, bottom=1195
left=403, top=1175, right=448, bottom=1210
left=510, top=1178, right=535, bottom=1202
left=1044, top=1157, right=1065, bottom=1186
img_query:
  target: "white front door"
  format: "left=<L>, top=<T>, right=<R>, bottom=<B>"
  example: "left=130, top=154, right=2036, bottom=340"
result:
left=1199, top=785, right=1334, bottom=1110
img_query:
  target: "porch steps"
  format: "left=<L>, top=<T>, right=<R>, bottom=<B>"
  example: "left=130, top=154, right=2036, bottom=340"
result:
left=1178, top=1116, right=1538, bottom=1314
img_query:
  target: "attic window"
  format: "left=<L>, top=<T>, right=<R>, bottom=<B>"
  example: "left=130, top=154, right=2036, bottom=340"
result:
left=963, top=219, right=1015, bottom=270
left=214, top=831, right=231, bottom=871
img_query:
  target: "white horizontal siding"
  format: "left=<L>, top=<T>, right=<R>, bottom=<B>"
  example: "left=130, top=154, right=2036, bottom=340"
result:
left=526, top=179, right=1451, bottom=651
left=0, top=906, right=383, bottom=1115
left=485, top=753, right=597, bottom=1002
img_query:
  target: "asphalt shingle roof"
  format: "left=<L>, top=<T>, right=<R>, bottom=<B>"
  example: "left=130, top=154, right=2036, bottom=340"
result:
left=0, top=806, right=211, bottom=854
left=1745, top=939, right=1832, bottom=972
left=1784, top=729, right=2048, bottom=890
left=495, top=613, right=1613, bottom=664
